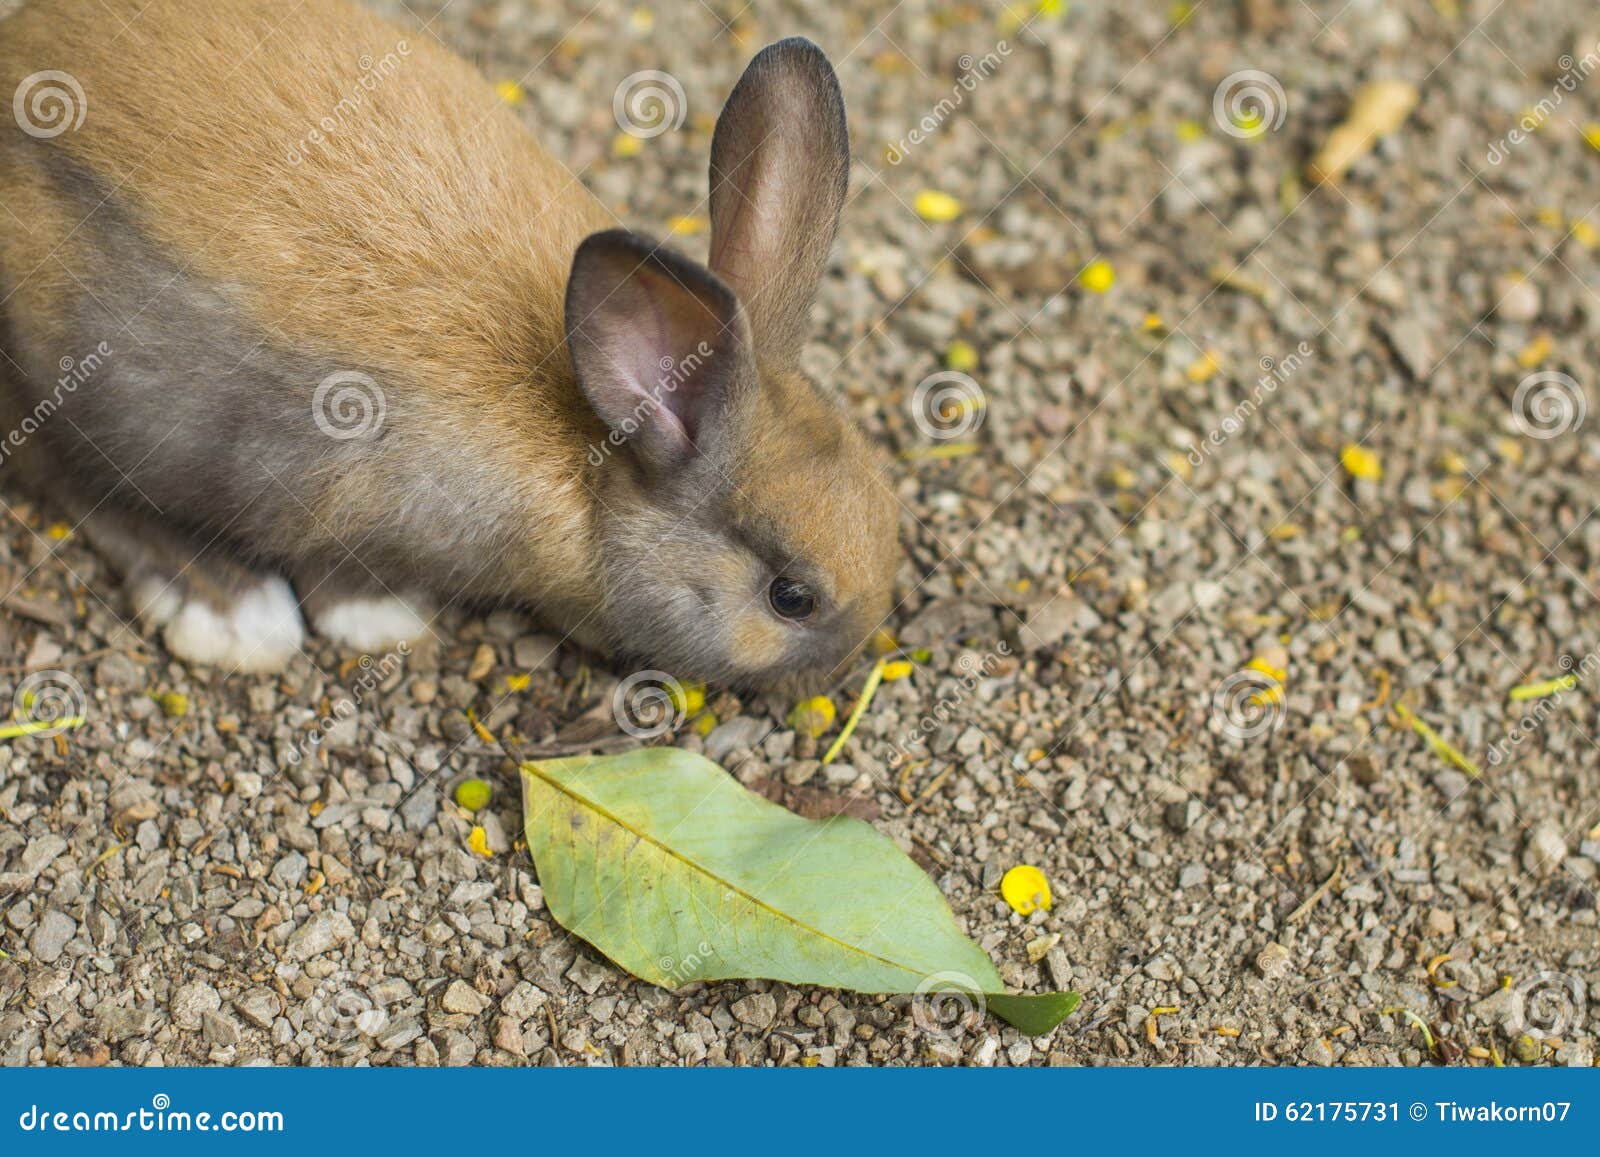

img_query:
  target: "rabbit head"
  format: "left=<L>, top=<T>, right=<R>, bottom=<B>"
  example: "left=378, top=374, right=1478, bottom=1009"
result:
left=565, top=38, right=899, bottom=693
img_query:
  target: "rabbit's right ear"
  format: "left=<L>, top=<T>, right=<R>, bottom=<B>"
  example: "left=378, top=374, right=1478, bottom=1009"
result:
left=565, top=229, right=755, bottom=473
left=708, top=38, right=849, bottom=365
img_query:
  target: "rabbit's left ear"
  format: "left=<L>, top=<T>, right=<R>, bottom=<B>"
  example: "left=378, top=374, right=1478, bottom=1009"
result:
left=707, top=37, right=849, bottom=365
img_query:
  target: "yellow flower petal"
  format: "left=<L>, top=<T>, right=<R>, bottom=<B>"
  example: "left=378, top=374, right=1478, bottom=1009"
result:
left=46, top=522, right=72, bottom=540
left=668, top=681, right=705, bottom=717
left=1185, top=349, right=1220, bottom=382
left=504, top=673, right=531, bottom=692
left=787, top=695, right=836, bottom=738
left=494, top=80, right=525, bottom=106
left=913, top=189, right=963, bottom=222
left=468, top=825, right=494, bottom=857
left=1341, top=443, right=1383, bottom=481
left=1000, top=865, right=1052, bottom=915
left=1078, top=259, right=1116, bottom=293
left=611, top=133, right=644, bottom=158
left=944, top=340, right=979, bottom=373
left=668, top=215, right=707, bottom=236
left=880, top=660, right=914, bottom=681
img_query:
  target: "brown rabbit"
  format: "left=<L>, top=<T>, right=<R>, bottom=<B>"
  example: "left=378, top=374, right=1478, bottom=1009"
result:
left=0, top=0, right=898, bottom=690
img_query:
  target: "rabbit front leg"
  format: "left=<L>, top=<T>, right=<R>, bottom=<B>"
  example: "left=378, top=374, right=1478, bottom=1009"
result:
left=78, top=506, right=306, bottom=674
left=292, top=555, right=435, bottom=656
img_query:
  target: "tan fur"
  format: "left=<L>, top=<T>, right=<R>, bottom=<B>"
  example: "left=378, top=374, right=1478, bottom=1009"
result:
left=0, top=0, right=899, bottom=688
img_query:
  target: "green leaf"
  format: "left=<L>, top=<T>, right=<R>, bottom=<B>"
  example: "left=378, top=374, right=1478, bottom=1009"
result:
left=520, top=748, right=1079, bottom=1034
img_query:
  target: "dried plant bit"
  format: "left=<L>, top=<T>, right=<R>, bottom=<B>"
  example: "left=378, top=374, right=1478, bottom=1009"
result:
left=1359, top=667, right=1392, bottom=713
left=787, top=696, right=836, bottom=739
left=1393, top=703, right=1481, bottom=777
left=1145, top=1006, right=1178, bottom=1044
left=1307, top=80, right=1420, bottom=184
left=1026, top=933, right=1061, bottom=963
left=0, top=716, right=86, bottom=740
left=1000, top=864, right=1052, bottom=915
left=822, top=658, right=886, bottom=764
left=870, top=628, right=900, bottom=655
left=1213, top=1025, right=1241, bottom=1037
left=1426, top=953, right=1458, bottom=988
left=899, top=442, right=981, bottom=461
left=466, top=708, right=496, bottom=745
left=1508, top=674, right=1576, bottom=701
left=1381, top=1006, right=1436, bottom=1051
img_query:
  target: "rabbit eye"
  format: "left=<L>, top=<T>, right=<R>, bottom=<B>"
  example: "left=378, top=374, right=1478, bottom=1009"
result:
left=768, top=577, right=816, bottom=621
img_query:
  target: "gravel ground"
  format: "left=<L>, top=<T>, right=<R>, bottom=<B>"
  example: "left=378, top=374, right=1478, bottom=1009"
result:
left=3, top=0, right=1599, bottom=1067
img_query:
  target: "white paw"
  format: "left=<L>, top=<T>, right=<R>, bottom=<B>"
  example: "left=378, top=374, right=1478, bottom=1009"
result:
left=310, top=594, right=431, bottom=653
left=157, top=576, right=306, bottom=674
